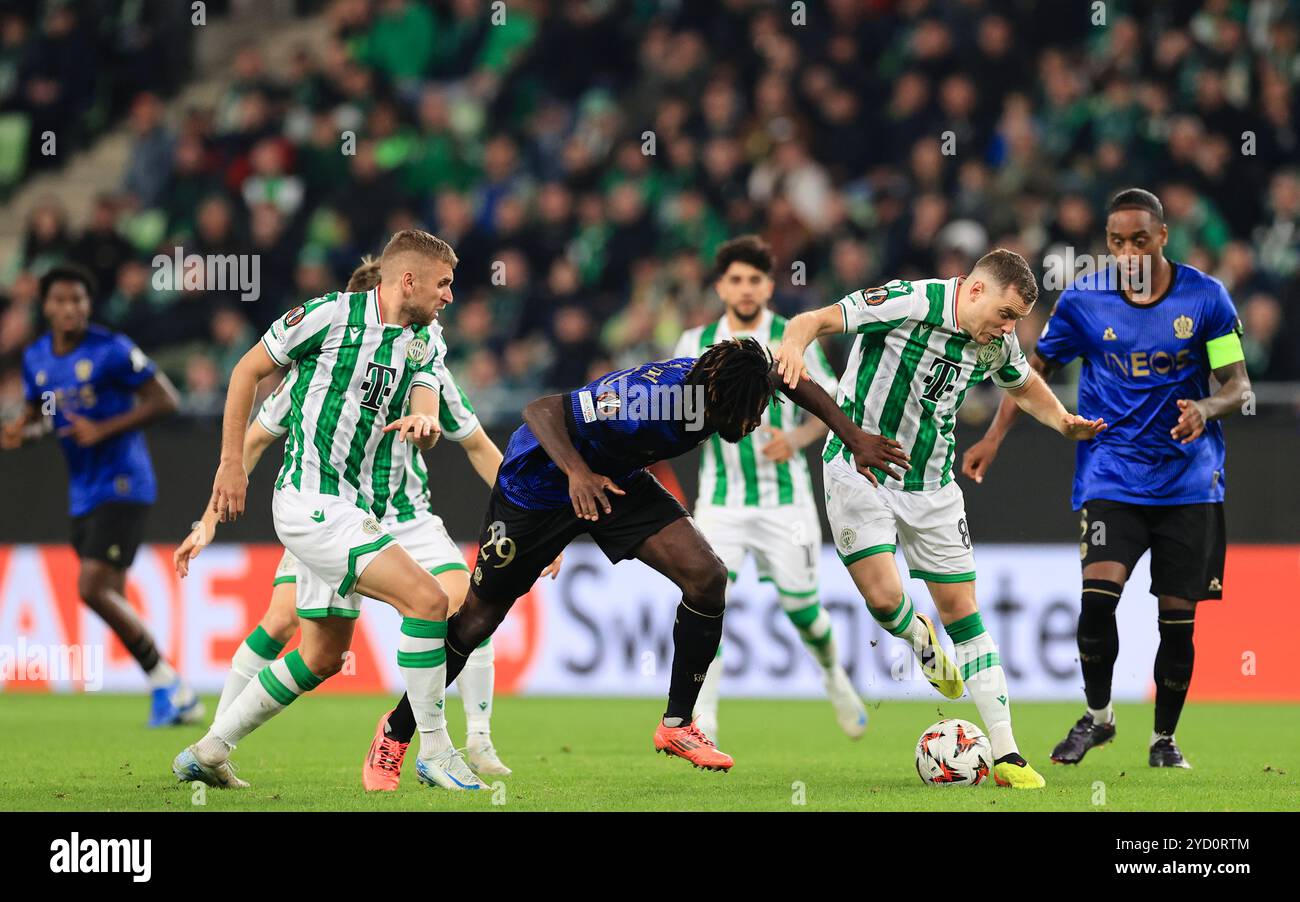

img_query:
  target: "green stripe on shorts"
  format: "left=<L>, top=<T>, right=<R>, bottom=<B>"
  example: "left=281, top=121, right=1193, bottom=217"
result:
left=838, top=543, right=895, bottom=566
left=910, top=569, right=976, bottom=583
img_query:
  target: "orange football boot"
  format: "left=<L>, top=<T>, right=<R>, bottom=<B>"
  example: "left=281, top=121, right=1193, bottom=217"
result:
left=363, top=712, right=409, bottom=791
left=654, top=719, right=734, bottom=771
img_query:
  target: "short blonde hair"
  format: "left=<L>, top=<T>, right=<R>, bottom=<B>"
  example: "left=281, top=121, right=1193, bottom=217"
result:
left=381, top=229, right=459, bottom=268
left=346, top=256, right=382, bottom=292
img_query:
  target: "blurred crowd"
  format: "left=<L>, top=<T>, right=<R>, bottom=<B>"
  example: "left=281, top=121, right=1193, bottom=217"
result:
left=1, top=0, right=1299, bottom=425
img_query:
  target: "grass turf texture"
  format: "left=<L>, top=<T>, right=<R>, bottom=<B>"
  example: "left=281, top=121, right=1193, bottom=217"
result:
left=2, top=695, right=1296, bottom=811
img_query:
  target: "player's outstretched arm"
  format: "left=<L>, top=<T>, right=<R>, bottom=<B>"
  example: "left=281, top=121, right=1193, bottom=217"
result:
left=1004, top=369, right=1107, bottom=441
left=774, top=305, right=843, bottom=388
left=770, top=369, right=910, bottom=486
left=1171, top=360, right=1250, bottom=444
left=963, top=354, right=1059, bottom=483
left=213, top=343, right=280, bottom=522
left=523, top=393, right=624, bottom=521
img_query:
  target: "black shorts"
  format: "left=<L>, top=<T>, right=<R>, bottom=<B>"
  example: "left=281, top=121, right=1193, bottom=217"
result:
left=1079, top=499, right=1225, bottom=601
left=71, top=501, right=150, bottom=569
left=471, top=471, right=688, bottom=603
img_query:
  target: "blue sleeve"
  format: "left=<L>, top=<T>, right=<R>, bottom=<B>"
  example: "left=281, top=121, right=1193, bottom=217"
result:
left=1034, top=292, right=1083, bottom=366
left=107, top=335, right=157, bottom=389
left=1203, top=280, right=1241, bottom=342
left=567, top=379, right=646, bottom=444
left=567, top=360, right=693, bottom=444
left=21, top=349, right=40, bottom=404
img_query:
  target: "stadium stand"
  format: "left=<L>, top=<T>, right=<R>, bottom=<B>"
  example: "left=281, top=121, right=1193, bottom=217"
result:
left=1, top=0, right=1298, bottom=427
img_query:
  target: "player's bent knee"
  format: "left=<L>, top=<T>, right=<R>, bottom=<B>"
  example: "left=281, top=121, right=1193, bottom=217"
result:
left=449, top=594, right=509, bottom=649
left=300, top=649, right=344, bottom=681
left=405, top=575, right=450, bottom=622
left=681, top=559, right=728, bottom=613
left=861, top=588, right=904, bottom=615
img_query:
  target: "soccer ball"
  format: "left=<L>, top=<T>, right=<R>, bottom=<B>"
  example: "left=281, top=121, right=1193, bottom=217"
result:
left=914, top=719, right=992, bottom=786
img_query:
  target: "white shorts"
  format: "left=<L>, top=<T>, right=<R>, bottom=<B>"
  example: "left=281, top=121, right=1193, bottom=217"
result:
left=272, top=490, right=394, bottom=619
left=693, top=502, right=821, bottom=601
left=273, top=548, right=299, bottom=587
left=824, top=457, right=976, bottom=583
left=293, top=508, right=468, bottom=619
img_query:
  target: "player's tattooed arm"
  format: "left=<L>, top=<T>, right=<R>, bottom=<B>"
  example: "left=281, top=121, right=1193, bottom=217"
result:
left=1172, top=360, right=1250, bottom=444
left=769, top=369, right=910, bottom=486
left=523, top=393, right=624, bottom=521
left=963, top=354, right=1058, bottom=483
left=59, top=371, right=180, bottom=448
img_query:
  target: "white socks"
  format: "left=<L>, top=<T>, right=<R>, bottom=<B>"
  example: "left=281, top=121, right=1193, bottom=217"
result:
left=217, top=626, right=286, bottom=718
left=460, top=639, right=495, bottom=735
left=207, top=649, right=323, bottom=754
left=146, top=659, right=178, bottom=689
left=397, top=617, right=451, bottom=759
left=1089, top=704, right=1114, bottom=726
left=784, top=597, right=838, bottom=670
left=693, top=645, right=724, bottom=721
left=869, top=592, right=930, bottom=653
left=944, top=611, right=1017, bottom=759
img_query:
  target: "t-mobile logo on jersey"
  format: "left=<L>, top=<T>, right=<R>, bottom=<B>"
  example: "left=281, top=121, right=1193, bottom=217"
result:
left=920, top=358, right=961, bottom=404
left=359, top=361, right=398, bottom=411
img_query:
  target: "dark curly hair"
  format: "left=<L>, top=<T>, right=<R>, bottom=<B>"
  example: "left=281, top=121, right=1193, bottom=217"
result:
left=688, top=337, right=780, bottom=442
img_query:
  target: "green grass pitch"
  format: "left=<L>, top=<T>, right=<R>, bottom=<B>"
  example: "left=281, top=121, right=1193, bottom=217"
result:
left=2, top=694, right=1296, bottom=811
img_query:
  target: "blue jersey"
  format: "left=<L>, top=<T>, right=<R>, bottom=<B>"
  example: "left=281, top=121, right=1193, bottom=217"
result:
left=22, top=325, right=159, bottom=516
left=1035, top=263, right=1241, bottom=508
left=497, top=358, right=710, bottom=509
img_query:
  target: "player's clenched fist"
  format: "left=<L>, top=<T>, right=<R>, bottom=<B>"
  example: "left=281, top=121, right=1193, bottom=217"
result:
left=212, top=458, right=248, bottom=522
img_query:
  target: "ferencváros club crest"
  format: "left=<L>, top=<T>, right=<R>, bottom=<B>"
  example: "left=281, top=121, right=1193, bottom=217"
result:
left=406, top=338, right=428, bottom=364
left=976, top=340, right=1002, bottom=367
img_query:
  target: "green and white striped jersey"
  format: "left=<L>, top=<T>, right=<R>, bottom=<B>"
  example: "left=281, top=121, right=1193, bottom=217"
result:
left=257, top=310, right=480, bottom=522
left=674, top=309, right=839, bottom=509
left=822, top=278, right=1031, bottom=491
left=259, top=288, right=449, bottom=513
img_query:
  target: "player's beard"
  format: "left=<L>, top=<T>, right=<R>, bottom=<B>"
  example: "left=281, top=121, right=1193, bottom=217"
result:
left=402, top=299, right=437, bottom=327
left=730, top=302, right=762, bottom=327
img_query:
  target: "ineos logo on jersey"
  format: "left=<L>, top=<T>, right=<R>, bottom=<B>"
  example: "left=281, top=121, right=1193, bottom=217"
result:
left=920, top=358, right=961, bottom=404
left=358, top=361, right=398, bottom=411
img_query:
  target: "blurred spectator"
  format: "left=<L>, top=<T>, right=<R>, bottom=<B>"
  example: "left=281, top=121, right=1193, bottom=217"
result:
left=121, top=93, right=176, bottom=207
left=71, top=196, right=133, bottom=304
left=4, top=0, right=1300, bottom=427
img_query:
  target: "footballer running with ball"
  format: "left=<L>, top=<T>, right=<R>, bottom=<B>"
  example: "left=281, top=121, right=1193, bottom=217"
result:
left=775, top=248, right=1108, bottom=789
